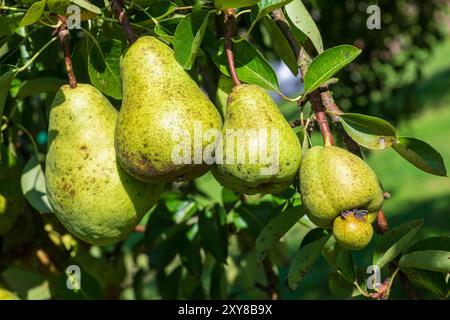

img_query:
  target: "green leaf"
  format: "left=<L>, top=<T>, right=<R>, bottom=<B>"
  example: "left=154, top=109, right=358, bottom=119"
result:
left=340, top=113, right=397, bottom=149
left=215, top=75, right=234, bottom=119
left=255, top=203, right=304, bottom=264
left=262, top=17, right=298, bottom=76
left=287, top=228, right=329, bottom=290
left=393, top=137, right=447, bottom=177
left=210, top=261, right=228, bottom=299
left=21, top=157, right=53, bottom=213
left=399, top=250, right=450, bottom=273
left=405, top=236, right=450, bottom=254
left=71, top=37, right=91, bottom=84
left=88, top=39, right=124, bottom=99
left=199, top=205, right=228, bottom=262
left=285, top=0, right=323, bottom=53
left=211, top=38, right=279, bottom=91
left=250, top=0, right=293, bottom=32
left=373, top=219, right=423, bottom=268
left=154, top=23, right=174, bottom=43
left=321, top=235, right=343, bottom=268
left=19, top=0, right=46, bottom=28
left=0, top=70, right=15, bottom=118
left=174, top=11, right=210, bottom=70
left=180, top=236, right=203, bottom=278
left=215, top=0, right=260, bottom=9
left=72, top=0, right=101, bottom=14
left=328, top=272, right=360, bottom=299
left=148, top=1, right=177, bottom=19
left=157, top=267, right=182, bottom=299
left=336, top=250, right=355, bottom=283
left=15, top=77, right=65, bottom=99
left=304, top=45, right=361, bottom=95
left=401, top=267, right=449, bottom=298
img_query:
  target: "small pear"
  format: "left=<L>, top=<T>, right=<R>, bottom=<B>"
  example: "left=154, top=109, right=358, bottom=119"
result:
left=115, top=36, right=223, bottom=182
left=333, top=213, right=374, bottom=250
left=0, top=143, right=26, bottom=235
left=211, top=84, right=302, bottom=194
left=45, top=84, right=162, bottom=246
left=299, top=146, right=383, bottom=228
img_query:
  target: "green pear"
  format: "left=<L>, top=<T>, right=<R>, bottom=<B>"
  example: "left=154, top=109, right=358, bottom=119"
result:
left=45, top=84, right=162, bottom=246
left=115, top=36, right=223, bottom=182
left=211, top=84, right=302, bottom=194
left=0, top=288, right=19, bottom=300
left=299, top=146, right=383, bottom=228
left=0, top=143, right=26, bottom=235
left=333, top=213, right=374, bottom=250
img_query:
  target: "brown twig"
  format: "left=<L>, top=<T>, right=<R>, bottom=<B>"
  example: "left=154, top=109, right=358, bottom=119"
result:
left=56, top=16, right=77, bottom=88
left=376, top=209, right=389, bottom=234
left=112, top=0, right=137, bottom=44
left=134, top=225, right=146, bottom=233
left=224, top=9, right=240, bottom=87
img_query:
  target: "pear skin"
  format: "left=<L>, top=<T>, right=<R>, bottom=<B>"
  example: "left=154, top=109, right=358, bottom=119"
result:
left=45, top=84, right=162, bottom=246
left=212, top=84, right=301, bottom=194
left=115, top=36, right=223, bottom=182
left=299, top=146, right=383, bottom=228
left=333, top=213, right=374, bottom=250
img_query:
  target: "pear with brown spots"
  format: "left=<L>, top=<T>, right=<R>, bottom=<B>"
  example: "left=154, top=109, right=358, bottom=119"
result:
left=45, top=84, right=163, bottom=246
left=299, top=146, right=383, bottom=228
left=115, top=36, right=223, bottom=182
left=211, top=84, right=302, bottom=194
left=333, top=213, right=374, bottom=250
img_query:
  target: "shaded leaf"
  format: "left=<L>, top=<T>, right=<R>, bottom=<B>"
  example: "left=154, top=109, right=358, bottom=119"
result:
left=340, top=113, right=396, bottom=149
left=21, top=157, right=52, bottom=213
left=15, top=77, right=65, bottom=99
left=336, top=250, right=355, bottom=283
left=373, top=219, right=423, bottom=268
left=88, top=39, right=124, bottom=99
left=393, top=137, right=447, bottom=177
left=174, top=11, right=210, bottom=70
left=157, top=267, right=182, bottom=299
left=405, top=236, right=450, bottom=254
left=210, top=261, right=227, bottom=299
left=401, top=267, right=449, bottom=298
left=262, top=17, right=298, bottom=75
left=287, top=228, right=329, bottom=290
left=199, top=205, right=228, bottom=262
left=180, top=236, right=203, bottom=278
left=328, top=272, right=360, bottom=299
left=0, top=70, right=15, bottom=118
left=285, top=0, right=323, bottom=53
left=304, top=45, right=361, bottom=95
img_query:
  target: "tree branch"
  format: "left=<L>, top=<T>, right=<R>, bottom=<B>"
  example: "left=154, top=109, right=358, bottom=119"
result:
left=224, top=9, right=240, bottom=87
left=56, top=16, right=77, bottom=88
left=112, top=0, right=137, bottom=45
left=262, top=257, right=279, bottom=300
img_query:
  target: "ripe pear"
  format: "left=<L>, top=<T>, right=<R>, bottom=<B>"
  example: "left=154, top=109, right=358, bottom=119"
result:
left=299, top=146, right=383, bottom=228
left=45, top=84, right=162, bottom=246
left=333, top=213, right=374, bottom=250
left=115, top=36, right=222, bottom=182
left=211, top=84, right=302, bottom=194
left=0, top=288, right=19, bottom=300
left=0, top=143, right=26, bottom=235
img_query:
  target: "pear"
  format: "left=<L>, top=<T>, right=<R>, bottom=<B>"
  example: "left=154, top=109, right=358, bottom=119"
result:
left=45, top=84, right=162, bottom=246
left=115, top=36, right=223, bottom=182
left=299, top=146, right=383, bottom=228
left=211, top=84, right=302, bottom=194
left=0, top=143, right=26, bottom=235
left=0, top=288, right=19, bottom=300
left=333, top=213, right=374, bottom=250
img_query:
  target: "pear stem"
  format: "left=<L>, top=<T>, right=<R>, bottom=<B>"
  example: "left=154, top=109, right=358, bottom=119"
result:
left=224, top=9, right=241, bottom=87
left=112, top=0, right=137, bottom=45
left=56, top=16, right=77, bottom=89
